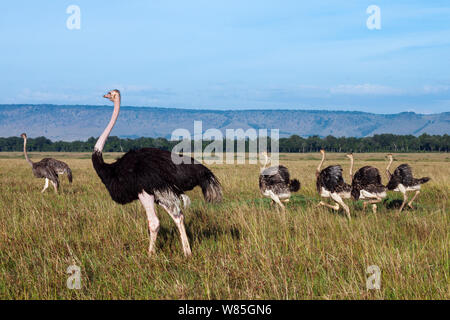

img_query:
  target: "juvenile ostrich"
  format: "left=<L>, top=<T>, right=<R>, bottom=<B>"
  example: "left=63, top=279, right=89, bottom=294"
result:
left=92, top=90, right=222, bottom=257
left=347, top=153, right=386, bottom=214
left=316, top=149, right=352, bottom=219
left=386, top=154, right=430, bottom=213
left=21, top=133, right=72, bottom=193
left=259, top=152, right=300, bottom=209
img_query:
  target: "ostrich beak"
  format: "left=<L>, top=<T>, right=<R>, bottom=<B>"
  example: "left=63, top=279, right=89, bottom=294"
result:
left=103, top=92, right=112, bottom=99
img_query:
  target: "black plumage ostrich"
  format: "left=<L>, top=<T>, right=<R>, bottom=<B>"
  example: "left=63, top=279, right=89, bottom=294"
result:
left=347, top=153, right=386, bottom=214
left=386, top=154, right=430, bottom=213
left=316, top=149, right=352, bottom=219
left=92, top=89, right=222, bottom=257
left=259, top=152, right=300, bottom=209
left=21, top=133, right=72, bottom=193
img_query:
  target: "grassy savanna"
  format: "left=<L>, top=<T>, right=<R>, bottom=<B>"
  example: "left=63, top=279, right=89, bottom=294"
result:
left=0, top=152, right=448, bottom=299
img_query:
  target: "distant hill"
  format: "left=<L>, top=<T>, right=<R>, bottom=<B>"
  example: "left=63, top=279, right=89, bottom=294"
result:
left=0, top=104, right=448, bottom=141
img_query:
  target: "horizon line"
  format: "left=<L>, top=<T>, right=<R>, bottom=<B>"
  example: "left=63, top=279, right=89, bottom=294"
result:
left=0, top=103, right=447, bottom=116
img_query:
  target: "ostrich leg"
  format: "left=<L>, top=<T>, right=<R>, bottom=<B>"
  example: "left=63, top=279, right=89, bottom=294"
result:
left=318, top=201, right=340, bottom=211
left=397, top=185, right=408, bottom=213
left=181, top=194, right=191, bottom=209
left=138, top=191, right=160, bottom=256
left=369, top=197, right=382, bottom=214
left=330, top=192, right=351, bottom=220
left=268, top=190, right=285, bottom=209
left=51, top=181, right=58, bottom=193
left=170, top=210, right=191, bottom=257
left=41, top=178, right=49, bottom=193
left=158, top=194, right=192, bottom=257
left=407, top=191, right=420, bottom=209
left=363, top=197, right=382, bottom=213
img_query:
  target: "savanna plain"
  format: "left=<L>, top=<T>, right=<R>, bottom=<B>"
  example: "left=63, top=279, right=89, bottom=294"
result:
left=0, top=152, right=448, bottom=299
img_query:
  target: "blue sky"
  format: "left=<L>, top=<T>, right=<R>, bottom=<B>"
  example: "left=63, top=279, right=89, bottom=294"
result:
left=0, top=1, right=449, bottom=113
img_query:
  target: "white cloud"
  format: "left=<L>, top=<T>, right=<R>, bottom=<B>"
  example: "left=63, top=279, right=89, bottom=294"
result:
left=330, top=84, right=403, bottom=95
left=423, top=85, right=450, bottom=94
left=16, top=89, right=90, bottom=103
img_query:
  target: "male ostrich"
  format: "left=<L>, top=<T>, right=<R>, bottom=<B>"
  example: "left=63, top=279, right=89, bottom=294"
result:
left=92, top=89, right=222, bottom=257
left=347, top=153, right=386, bottom=214
left=259, top=152, right=300, bottom=209
left=316, top=149, right=352, bottom=219
left=21, top=133, right=72, bottom=193
left=386, top=154, right=430, bottom=213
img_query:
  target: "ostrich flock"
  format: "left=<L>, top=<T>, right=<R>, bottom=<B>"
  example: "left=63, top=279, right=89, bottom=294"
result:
left=19, top=89, right=431, bottom=257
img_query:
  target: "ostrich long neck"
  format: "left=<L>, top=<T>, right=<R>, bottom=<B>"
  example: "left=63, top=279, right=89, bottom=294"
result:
left=316, top=152, right=325, bottom=177
left=349, top=156, right=354, bottom=180
left=94, top=98, right=121, bottom=153
left=23, top=137, right=33, bottom=166
left=386, top=157, right=393, bottom=179
left=261, top=154, right=269, bottom=171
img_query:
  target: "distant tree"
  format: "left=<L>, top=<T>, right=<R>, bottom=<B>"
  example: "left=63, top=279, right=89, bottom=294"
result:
left=0, top=134, right=448, bottom=153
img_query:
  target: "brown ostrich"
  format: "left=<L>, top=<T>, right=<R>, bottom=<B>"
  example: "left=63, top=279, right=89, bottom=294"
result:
left=386, top=154, right=430, bottom=213
left=316, top=149, right=352, bottom=219
left=259, top=152, right=300, bottom=209
left=347, top=153, right=386, bottom=214
left=21, top=133, right=72, bottom=193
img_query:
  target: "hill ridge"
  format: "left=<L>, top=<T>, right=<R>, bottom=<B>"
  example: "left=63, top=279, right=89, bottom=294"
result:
left=0, top=104, right=448, bottom=141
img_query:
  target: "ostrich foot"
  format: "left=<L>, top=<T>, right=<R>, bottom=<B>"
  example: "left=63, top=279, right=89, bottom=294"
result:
left=147, top=247, right=156, bottom=257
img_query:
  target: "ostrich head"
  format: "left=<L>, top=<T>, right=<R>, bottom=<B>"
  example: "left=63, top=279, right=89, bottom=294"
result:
left=346, top=153, right=353, bottom=159
left=320, top=149, right=325, bottom=155
left=103, top=89, right=121, bottom=102
left=387, top=153, right=393, bottom=161
left=20, top=133, right=27, bottom=139
left=94, top=89, right=122, bottom=153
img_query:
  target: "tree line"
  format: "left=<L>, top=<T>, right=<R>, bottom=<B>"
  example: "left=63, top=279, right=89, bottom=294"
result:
left=0, top=133, right=448, bottom=153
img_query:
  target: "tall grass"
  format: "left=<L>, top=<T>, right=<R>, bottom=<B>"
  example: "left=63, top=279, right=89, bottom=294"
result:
left=0, top=153, right=448, bottom=299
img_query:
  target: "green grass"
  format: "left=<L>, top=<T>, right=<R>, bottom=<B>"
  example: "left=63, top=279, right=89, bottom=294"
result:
left=0, top=152, right=448, bottom=299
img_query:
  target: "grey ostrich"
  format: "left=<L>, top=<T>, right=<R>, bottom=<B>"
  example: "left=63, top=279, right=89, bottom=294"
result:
left=347, top=153, right=386, bottom=214
left=259, top=152, right=300, bottom=209
left=21, top=133, right=72, bottom=193
left=91, top=90, right=222, bottom=257
left=316, top=149, right=352, bottom=219
left=386, top=154, right=430, bottom=213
